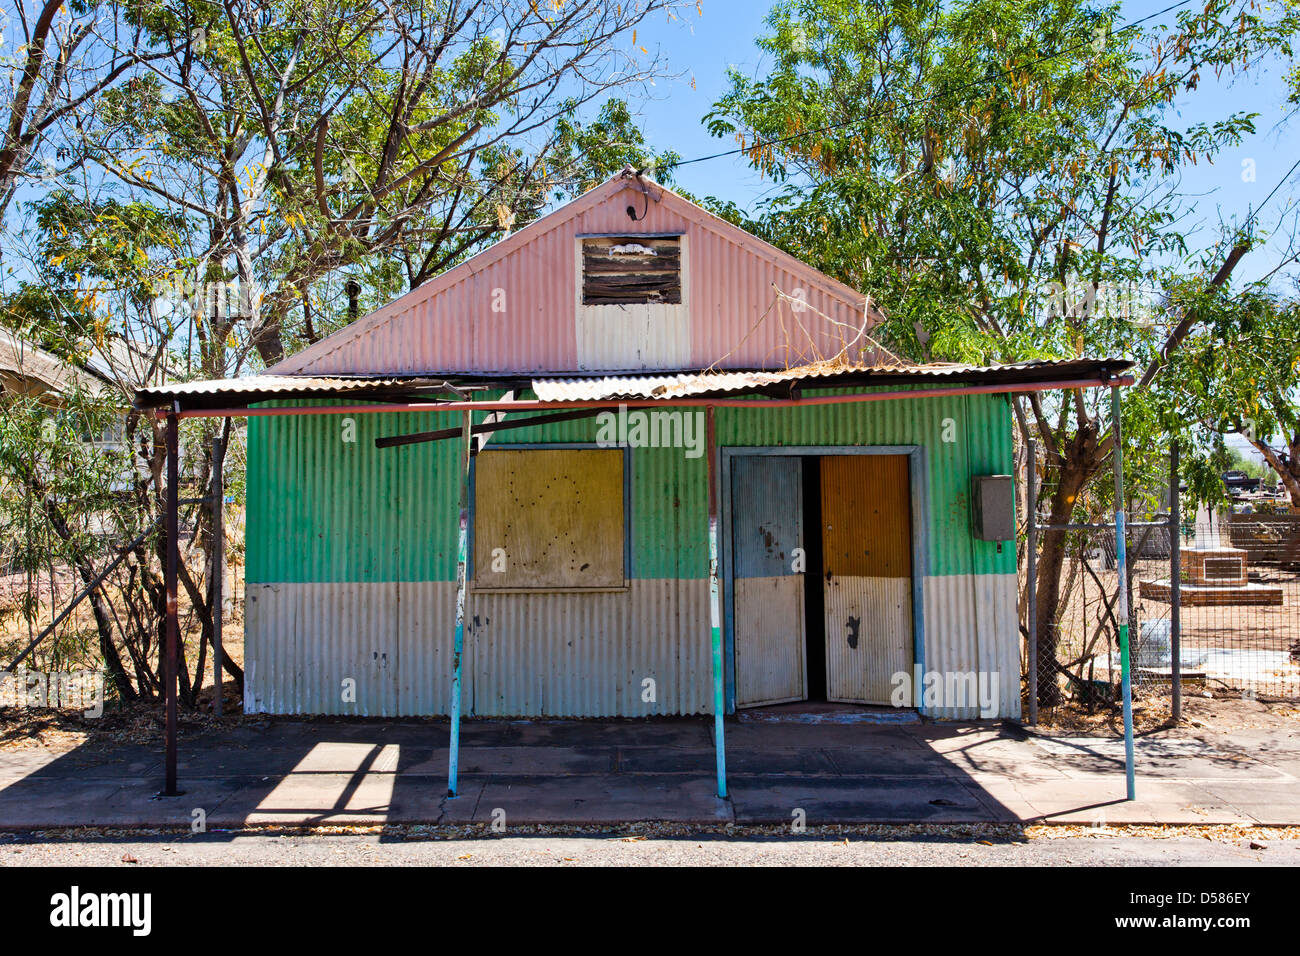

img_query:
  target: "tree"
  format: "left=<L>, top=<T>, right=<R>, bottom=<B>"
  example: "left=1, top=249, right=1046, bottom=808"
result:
left=0, top=380, right=143, bottom=701
left=0, top=1, right=184, bottom=234
left=703, top=0, right=1298, bottom=704
left=1163, top=289, right=1300, bottom=507
left=1, top=186, right=233, bottom=707
left=74, top=0, right=688, bottom=367
left=1, top=0, right=690, bottom=712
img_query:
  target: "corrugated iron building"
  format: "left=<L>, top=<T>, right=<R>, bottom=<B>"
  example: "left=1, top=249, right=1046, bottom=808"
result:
left=242, top=389, right=1019, bottom=719
left=140, top=169, right=1132, bottom=723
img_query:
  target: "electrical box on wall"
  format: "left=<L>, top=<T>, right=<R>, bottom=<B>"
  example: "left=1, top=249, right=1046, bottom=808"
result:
left=972, top=475, right=1016, bottom=541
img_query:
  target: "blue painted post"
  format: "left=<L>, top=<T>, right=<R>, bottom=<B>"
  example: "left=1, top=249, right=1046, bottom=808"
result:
left=1110, top=385, right=1136, bottom=800
left=706, top=407, right=727, bottom=798
left=1027, top=436, right=1038, bottom=726
left=447, top=410, right=472, bottom=797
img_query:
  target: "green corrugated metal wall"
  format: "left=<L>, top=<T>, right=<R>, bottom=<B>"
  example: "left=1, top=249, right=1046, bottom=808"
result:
left=246, top=391, right=1014, bottom=584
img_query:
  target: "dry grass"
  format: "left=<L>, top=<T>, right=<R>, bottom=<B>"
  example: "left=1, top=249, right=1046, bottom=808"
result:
left=0, top=609, right=246, bottom=754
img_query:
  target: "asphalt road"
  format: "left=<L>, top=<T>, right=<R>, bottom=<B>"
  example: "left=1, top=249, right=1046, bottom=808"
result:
left=0, top=832, right=1294, bottom=866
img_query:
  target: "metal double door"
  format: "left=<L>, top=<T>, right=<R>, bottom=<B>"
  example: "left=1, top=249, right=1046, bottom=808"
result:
left=731, top=455, right=913, bottom=706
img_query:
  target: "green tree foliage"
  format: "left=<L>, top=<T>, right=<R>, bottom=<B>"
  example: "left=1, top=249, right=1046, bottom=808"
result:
left=0, top=0, right=690, bottom=710
left=1162, top=289, right=1300, bottom=506
left=0, top=377, right=143, bottom=699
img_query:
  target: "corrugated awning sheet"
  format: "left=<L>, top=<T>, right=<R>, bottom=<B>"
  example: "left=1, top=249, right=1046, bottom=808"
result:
left=133, top=357, right=1133, bottom=409
left=133, top=374, right=453, bottom=407
left=529, top=357, right=1134, bottom=402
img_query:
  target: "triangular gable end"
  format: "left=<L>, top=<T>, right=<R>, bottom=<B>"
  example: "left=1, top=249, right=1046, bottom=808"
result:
left=271, top=169, right=883, bottom=377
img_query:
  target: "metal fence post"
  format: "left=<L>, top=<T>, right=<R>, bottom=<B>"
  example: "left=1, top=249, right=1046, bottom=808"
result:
left=1110, top=386, right=1136, bottom=800
left=1170, top=439, right=1181, bottom=724
left=1027, top=437, right=1038, bottom=726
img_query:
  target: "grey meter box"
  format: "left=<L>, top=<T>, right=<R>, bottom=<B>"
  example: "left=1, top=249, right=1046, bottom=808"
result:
left=972, top=475, right=1015, bottom=541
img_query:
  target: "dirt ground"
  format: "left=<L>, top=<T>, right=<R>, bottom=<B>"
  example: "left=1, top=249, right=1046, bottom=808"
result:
left=1028, top=685, right=1300, bottom=735
left=1, top=516, right=246, bottom=689
left=1052, top=559, right=1300, bottom=653
left=3, top=824, right=1300, bottom=868
left=0, top=611, right=246, bottom=754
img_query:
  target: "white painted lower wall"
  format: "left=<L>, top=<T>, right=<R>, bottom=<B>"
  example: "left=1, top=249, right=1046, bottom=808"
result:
left=921, top=573, right=1020, bottom=720
left=245, top=572, right=1020, bottom=720
left=245, top=580, right=712, bottom=717
left=824, top=575, right=912, bottom=705
left=733, top=575, right=806, bottom=707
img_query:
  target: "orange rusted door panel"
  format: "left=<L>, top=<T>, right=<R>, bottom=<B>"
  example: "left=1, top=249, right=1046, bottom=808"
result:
left=821, top=455, right=914, bottom=704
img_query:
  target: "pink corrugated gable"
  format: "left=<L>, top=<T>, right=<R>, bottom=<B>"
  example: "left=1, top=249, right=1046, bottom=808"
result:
left=271, top=170, right=878, bottom=376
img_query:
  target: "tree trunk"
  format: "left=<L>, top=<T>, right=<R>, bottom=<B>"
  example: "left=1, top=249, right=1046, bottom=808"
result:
left=1251, top=433, right=1300, bottom=509
left=1032, top=422, right=1100, bottom=707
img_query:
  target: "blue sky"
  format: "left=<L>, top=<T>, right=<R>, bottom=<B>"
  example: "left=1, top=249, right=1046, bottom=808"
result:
left=629, top=0, right=1300, bottom=288
left=622, top=1, right=777, bottom=211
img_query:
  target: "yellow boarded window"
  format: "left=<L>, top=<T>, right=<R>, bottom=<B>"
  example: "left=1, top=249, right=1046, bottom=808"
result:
left=473, top=448, right=626, bottom=590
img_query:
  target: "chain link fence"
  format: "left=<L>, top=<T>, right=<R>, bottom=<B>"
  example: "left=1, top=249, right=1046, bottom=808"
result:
left=1024, top=449, right=1300, bottom=725
left=1174, top=509, right=1300, bottom=699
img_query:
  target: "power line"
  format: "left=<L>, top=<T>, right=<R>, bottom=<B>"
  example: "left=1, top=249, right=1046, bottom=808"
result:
left=1236, top=156, right=1300, bottom=286
left=1244, top=154, right=1300, bottom=233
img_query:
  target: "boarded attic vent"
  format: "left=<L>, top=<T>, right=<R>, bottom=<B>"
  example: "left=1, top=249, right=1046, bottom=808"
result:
left=582, top=235, right=682, bottom=305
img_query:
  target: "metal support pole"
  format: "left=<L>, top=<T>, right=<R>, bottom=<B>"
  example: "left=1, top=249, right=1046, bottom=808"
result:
left=163, top=405, right=181, bottom=796
left=1170, top=440, right=1182, bottom=724
left=447, top=411, right=472, bottom=797
left=1027, top=437, right=1038, bottom=726
left=706, top=406, right=727, bottom=799
left=211, top=431, right=224, bottom=717
left=1110, top=386, right=1136, bottom=800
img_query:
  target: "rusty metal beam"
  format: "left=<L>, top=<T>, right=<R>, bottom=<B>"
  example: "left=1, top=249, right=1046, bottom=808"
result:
left=163, top=405, right=181, bottom=796
left=375, top=407, right=606, bottom=448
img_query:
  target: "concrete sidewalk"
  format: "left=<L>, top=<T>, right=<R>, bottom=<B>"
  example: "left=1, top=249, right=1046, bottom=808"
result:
left=0, top=716, right=1298, bottom=828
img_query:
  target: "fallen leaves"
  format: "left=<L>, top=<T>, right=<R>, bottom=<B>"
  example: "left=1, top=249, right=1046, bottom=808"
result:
left=1026, top=823, right=1300, bottom=842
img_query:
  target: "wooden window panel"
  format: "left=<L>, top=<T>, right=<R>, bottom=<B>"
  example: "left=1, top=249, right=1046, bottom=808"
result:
left=473, top=448, right=626, bottom=590
left=581, top=236, right=682, bottom=305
